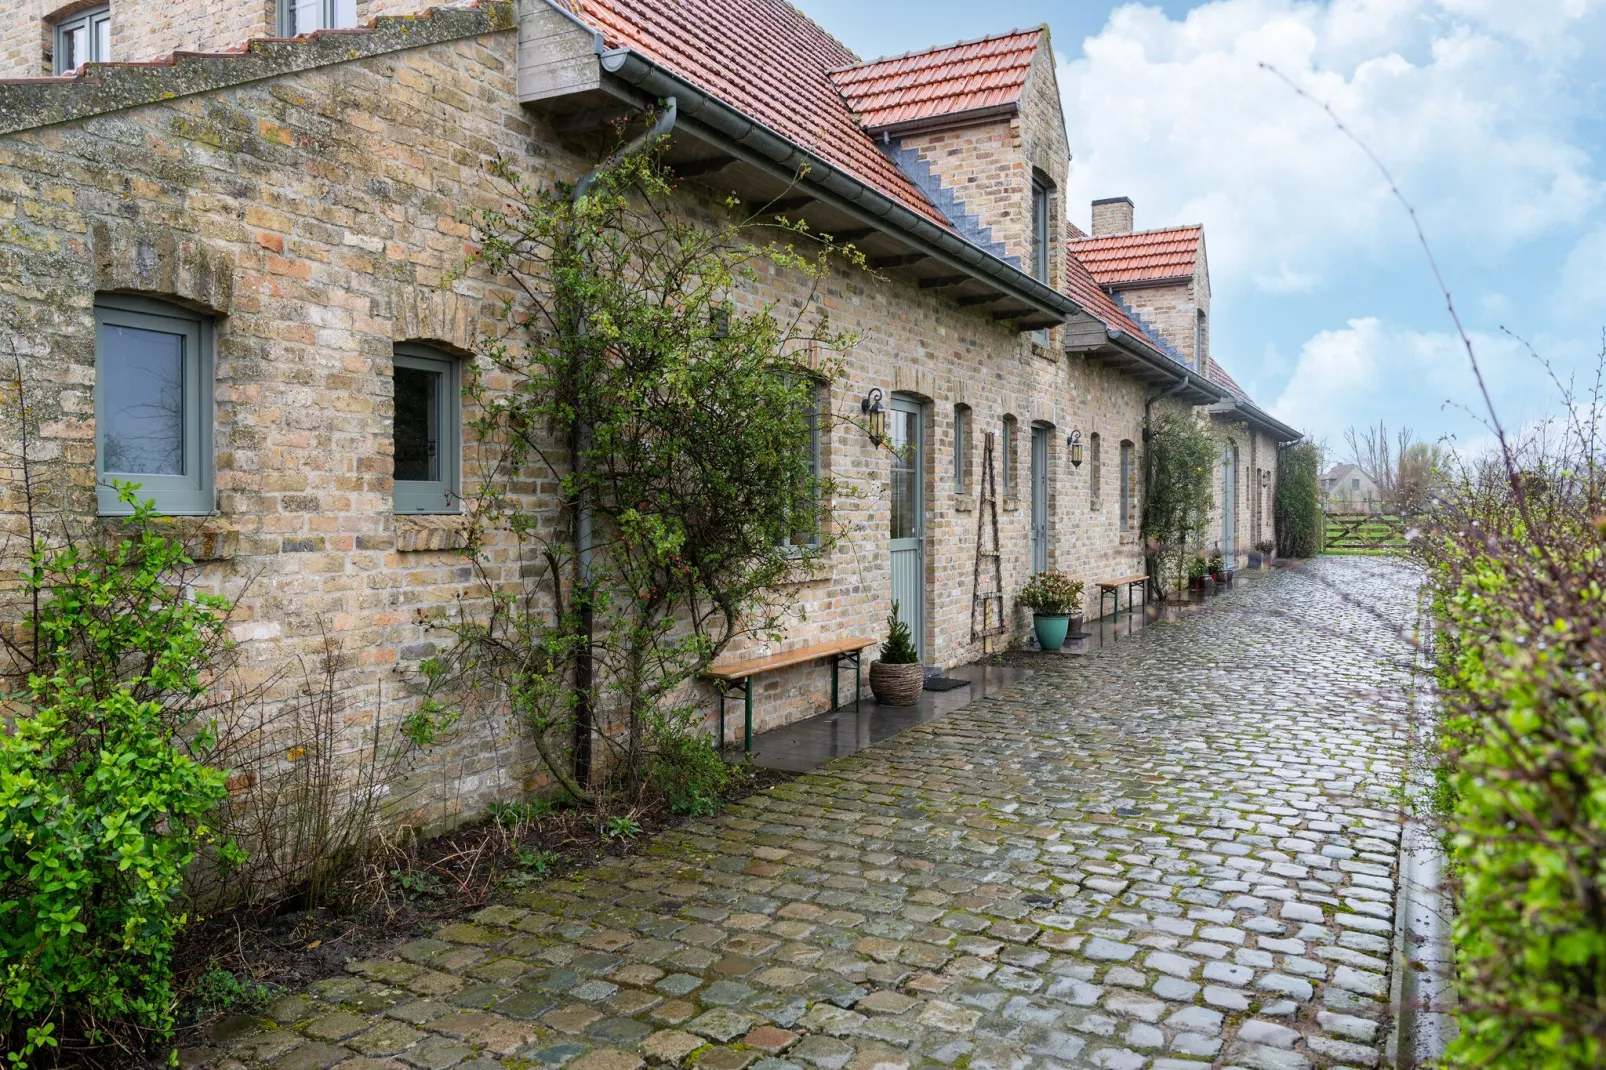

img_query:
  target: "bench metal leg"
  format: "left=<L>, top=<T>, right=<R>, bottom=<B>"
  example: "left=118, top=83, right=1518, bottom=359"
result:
left=832, top=655, right=839, bottom=711
left=744, top=677, right=753, bottom=757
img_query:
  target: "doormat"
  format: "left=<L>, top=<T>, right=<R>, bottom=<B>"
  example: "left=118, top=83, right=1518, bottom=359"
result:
left=923, top=677, right=971, bottom=692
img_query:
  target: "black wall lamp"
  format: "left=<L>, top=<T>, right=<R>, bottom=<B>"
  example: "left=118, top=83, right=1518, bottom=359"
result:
left=1067, top=429, right=1083, bottom=468
left=861, top=388, right=886, bottom=445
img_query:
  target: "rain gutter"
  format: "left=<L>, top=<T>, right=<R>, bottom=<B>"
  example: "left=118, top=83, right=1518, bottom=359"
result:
left=593, top=46, right=1081, bottom=325
left=1105, top=328, right=1227, bottom=404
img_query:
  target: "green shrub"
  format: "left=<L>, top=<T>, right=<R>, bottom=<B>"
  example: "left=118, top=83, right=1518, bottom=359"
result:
left=648, top=723, right=733, bottom=817
left=1274, top=440, right=1323, bottom=557
left=1017, top=571, right=1084, bottom=616
left=0, top=490, right=232, bottom=1065
left=191, top=966, right=276, bottom=1022
left=879, top=602, right=919, bottom=664
left=1141, top=412, right=1216, bottom=596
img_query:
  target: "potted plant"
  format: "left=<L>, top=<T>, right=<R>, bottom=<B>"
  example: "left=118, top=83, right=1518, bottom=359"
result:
left=1018, top=570, right=1085, bottom=652
left=1207, top=549, right=1226, bottom=582
left=1251, top=539, right=1275, bottom=568
left=1188, top=554, right=1208, bottom=590
left=868, top=601, right=924, bottom=706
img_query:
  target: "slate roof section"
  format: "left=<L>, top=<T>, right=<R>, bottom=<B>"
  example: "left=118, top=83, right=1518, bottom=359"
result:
left=572, top=0, right=951, bottom=228
left=1206, top=356, right=1250, bottom=403
left=828, top=28, right=1042, bottom=132
left=1070, top=225, right=1202, bottom=285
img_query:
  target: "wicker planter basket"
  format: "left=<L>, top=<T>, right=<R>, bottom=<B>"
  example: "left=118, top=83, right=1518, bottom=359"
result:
left=868, top=660, right=924, bottom=706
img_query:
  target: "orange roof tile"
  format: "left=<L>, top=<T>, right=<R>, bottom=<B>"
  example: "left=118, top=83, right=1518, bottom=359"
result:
left=1063, top=249, right=1153, bottom=343
left=1069, top=225, right=1202, bottom=285
left=828, top=28, right=1042, bottom=132
left=572, top=0, right=951, bottom=228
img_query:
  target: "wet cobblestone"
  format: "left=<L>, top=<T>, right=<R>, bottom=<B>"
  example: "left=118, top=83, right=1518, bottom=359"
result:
left=201, top=558, right=1418, bottom=1070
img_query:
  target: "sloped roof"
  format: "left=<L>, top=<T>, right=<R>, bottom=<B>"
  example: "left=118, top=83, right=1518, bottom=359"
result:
left=1070, top=225, right=1202, bottom=285
left=828, top=28, right=1041, bottom=132
left=572, top=0, right=950, bottom=228
left=1206, top=356, right=1250, bottom=403
left=1064, top=250, right=1153, bottom=342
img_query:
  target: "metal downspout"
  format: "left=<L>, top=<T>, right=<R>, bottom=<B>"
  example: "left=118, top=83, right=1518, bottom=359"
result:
left=567, top=97, right=679, bottom=788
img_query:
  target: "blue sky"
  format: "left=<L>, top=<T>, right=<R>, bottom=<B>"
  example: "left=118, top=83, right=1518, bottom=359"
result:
left=798, top=0, right=1606, bottom=460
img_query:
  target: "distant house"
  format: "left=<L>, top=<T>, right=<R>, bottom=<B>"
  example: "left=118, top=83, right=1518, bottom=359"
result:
left=1322, top=464, right=1384, bottom=512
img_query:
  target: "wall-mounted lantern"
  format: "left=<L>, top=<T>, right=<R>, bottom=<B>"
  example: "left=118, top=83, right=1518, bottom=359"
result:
left=861, top=388, right=886, bottom=446
left=1261, top=469, right=1271, bottom=489
left=1067, top=429, right=1084, bottom=468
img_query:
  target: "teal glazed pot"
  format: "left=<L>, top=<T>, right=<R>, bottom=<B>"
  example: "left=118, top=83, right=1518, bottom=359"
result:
left=1034, top=614, right=1070, bottom=651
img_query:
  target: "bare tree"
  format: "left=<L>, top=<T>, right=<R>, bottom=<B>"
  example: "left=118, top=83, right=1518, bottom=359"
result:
left=1344, top=420, right=1415, bottom=508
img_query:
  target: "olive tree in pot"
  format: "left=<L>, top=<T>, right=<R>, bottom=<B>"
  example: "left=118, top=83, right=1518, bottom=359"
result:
left=1019, top=570, right=1085, bottom=652
left=868, top=601, right=923, bottom=706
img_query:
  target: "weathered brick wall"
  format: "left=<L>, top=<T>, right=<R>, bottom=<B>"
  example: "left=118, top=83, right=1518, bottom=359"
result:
left=0, top=2, right=47, bottom=77
left=111, top=0, right=273, bottom=70
left=0, top=12, right=1178, bottom=820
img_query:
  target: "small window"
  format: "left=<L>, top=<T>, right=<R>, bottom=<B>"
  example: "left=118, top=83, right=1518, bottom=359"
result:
left=278, top=0, right=357, bottom=35
left=787, top=381, right=824, bottom=549
left=1001, top=415, right=1017, bottom=496
left=1119, top=440, right=1134, bottom=531
left=1030, top=172, right=1051, bottom=283
left=393, top=344, right=461, bottom=514
left=953, top=403, right=971, bottom=494
left=1089, top=432, right=1101, bottom=507
left=94, top=295, right=214, bottom=516
left=1194, top=309, right=1207, bottom=371
left=53, top=5, right=111, bottom=74
left=1352, top=477, right=1360, bottom=490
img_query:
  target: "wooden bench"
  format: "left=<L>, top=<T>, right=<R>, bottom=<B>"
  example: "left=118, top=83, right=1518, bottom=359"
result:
left=1097, top=573, right=1149, bottom=619
left=703, top=636, right=876, bottom=755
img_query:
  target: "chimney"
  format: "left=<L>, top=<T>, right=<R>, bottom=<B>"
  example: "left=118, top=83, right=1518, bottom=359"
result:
left=1091, top=196, right=1134, bottom=237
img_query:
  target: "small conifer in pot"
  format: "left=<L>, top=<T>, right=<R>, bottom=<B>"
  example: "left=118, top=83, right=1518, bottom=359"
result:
left=869, top=601, right=924, bottom=705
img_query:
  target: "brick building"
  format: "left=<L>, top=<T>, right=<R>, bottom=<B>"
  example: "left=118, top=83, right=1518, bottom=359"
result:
left=0, top=0, right=1300, bottom=821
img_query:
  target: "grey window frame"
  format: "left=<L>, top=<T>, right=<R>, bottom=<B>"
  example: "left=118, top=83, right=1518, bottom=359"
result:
left=53, top=4, right=110, bottom=74
left=93, top=294, right=214, bottom=516
left=783, top=378, right=824, bottom=551
left=1001, top=414, right=1017, bottom=497
left=277, top=0, right=357, bottom=36
left=1030, top=172, right=1051, bottom=282
left=953, top=403, right=971, bottom=494
left=392, top=343, right=461, bottom=515
left=1119, top=440, right=1133, bottom=531
left=1089, top=432, right=1101, bottom=507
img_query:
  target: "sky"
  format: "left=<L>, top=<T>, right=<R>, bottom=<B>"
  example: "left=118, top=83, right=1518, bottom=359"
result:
left=795, top=0, right=1606, bottom=461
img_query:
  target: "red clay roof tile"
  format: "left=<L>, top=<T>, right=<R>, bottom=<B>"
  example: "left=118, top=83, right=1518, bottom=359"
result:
left=1063, top=248, right=1154, bottom=343
left=828, top=28, right=1041, bottom=131
left=1069, top=225, right=1202, bottom=285
left=1206, top=356, right=1252, bottom=403
left=571, top=0, right=951, bottom=228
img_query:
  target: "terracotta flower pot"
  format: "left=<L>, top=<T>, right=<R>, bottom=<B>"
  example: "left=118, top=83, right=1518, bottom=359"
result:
left=868, top=660, right=924, bottom=706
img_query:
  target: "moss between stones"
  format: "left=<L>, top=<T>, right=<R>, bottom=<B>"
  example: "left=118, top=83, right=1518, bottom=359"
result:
left=0, top=4, right=516, bottom=138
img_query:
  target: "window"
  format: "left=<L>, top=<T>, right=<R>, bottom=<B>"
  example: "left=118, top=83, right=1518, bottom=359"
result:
left=953, top=403, right=971, bottom=494
left=1001, top=415, right=1017, bottom=496
left=94, top=295, right=214, bottom=516
left=787, top=381, right=824, bottom=549
left=393, top=344, right=461, bottom=514
left=1089, top=432, right=1101, bottom=507
left=1030, top=172, right=1052, bottom=282
left=53, top=5, right=110, bottom=74
left=1118, top=440, right=1133, bottom=531
left=278, top=0, right=357, bottom=35
left=1351, top=477, right=1360, bottom=490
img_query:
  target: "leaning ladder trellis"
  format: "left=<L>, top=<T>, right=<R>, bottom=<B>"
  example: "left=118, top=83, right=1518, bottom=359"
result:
left=971, top=431, right=1008, bottom=649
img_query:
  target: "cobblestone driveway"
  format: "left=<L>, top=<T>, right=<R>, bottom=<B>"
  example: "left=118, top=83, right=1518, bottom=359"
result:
left=211, top=557, right=1422, bottom=1070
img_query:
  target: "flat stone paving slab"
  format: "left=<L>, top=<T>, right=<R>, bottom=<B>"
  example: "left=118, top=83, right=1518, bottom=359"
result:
left=203, top=558, right=1415, bottom=1069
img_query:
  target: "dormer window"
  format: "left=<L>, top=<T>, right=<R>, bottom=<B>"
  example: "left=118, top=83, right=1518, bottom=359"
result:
left=279, top=0, right=357, bottom=35
left=1030, top=172, right=1052, bottom=282
left=53, top=5, right=110, bottom=73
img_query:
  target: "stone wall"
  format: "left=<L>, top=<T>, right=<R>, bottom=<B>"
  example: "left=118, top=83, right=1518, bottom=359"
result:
left=0, top=9, right=1180, bottom=822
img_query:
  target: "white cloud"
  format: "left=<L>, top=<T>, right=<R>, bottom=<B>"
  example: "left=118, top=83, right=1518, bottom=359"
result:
left=1269, top=316, right=1530, bottom=443
left=1557, top=225, right=1606, bottom=320
left=1058, top=0, right=1604, bottom=295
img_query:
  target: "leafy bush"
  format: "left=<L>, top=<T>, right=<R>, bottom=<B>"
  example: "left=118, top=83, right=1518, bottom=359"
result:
left=879, top=602, right=919, bottom=664
left=1274, top=440, right=1323, bottom=557
left=1017, top=571, right=1085, bottom=616
left=0, top=491, right=232, bottom=1066
left=191, top=966, right=276, bottom=1022
left=1141, top=412, right=1216, bottom=596
left=1423, top=405, right=1606, bottom=1066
